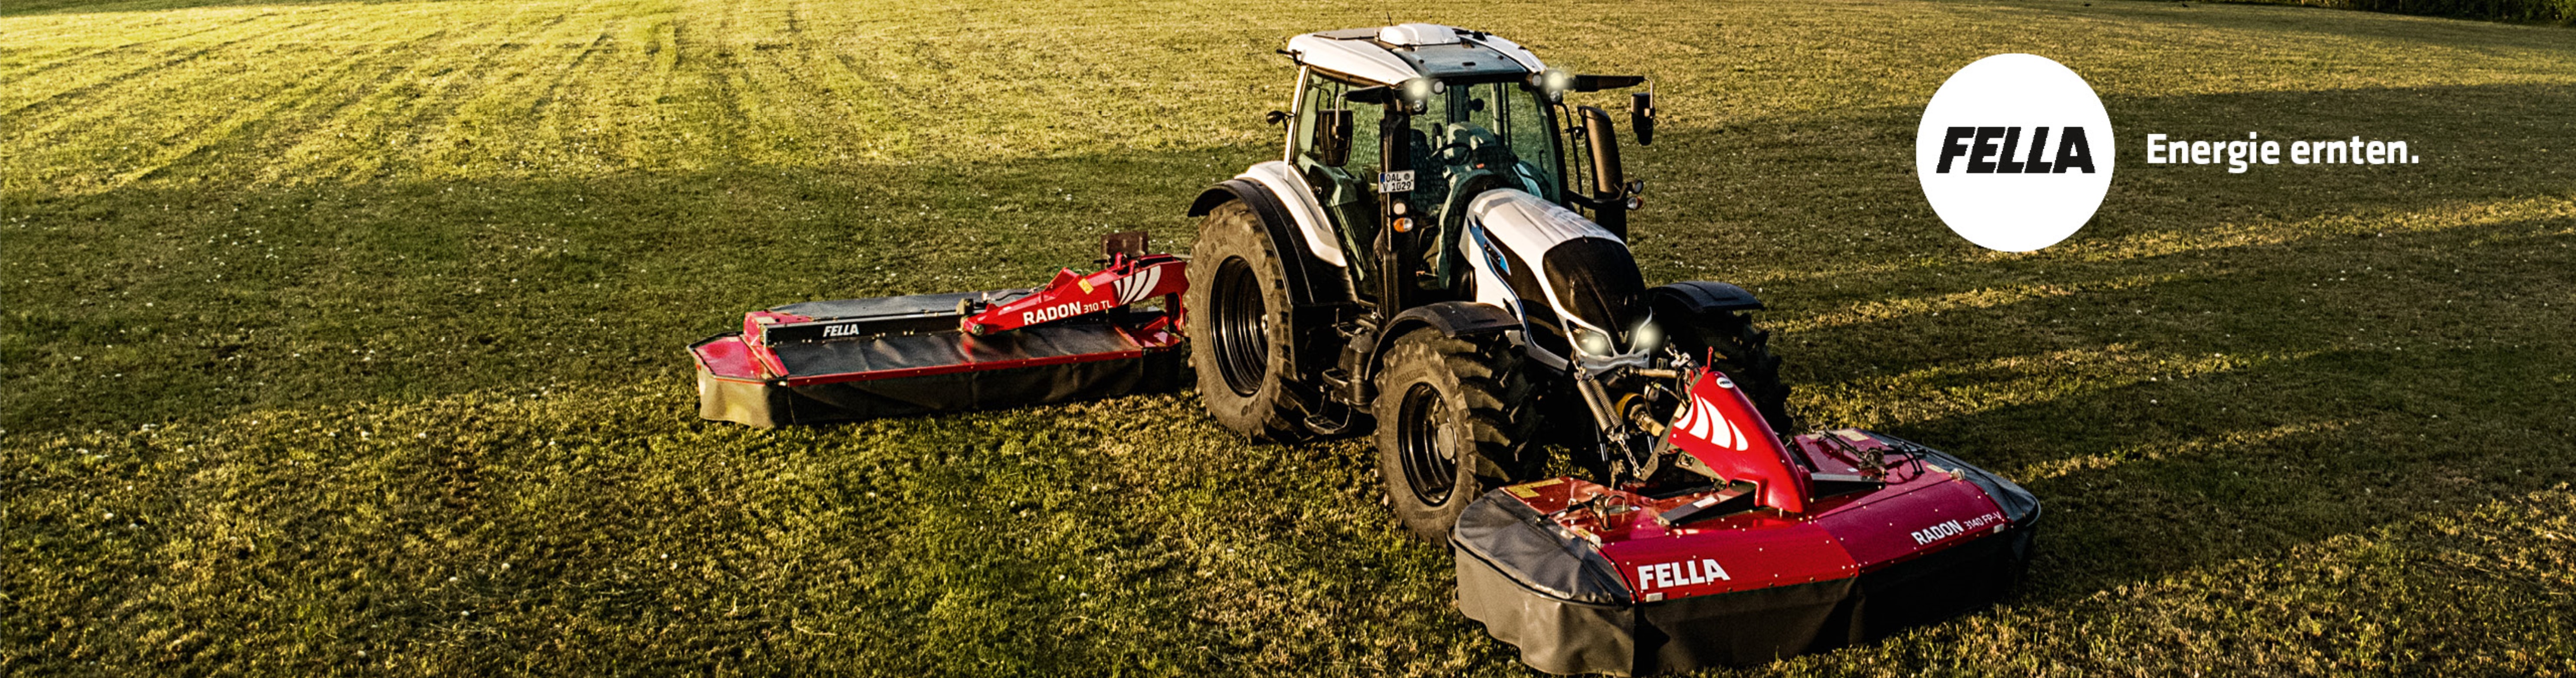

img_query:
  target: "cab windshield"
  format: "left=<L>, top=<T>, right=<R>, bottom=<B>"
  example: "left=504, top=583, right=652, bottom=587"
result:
left=1405, top=80, right=1565, bottom=221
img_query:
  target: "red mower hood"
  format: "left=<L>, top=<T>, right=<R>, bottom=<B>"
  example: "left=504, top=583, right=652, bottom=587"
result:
left=1666, top=369, right=1812, bottom=513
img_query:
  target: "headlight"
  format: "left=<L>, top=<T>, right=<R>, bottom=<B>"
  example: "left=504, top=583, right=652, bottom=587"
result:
left=1573, top=327, right=1614, bottom=357
left=1631, top=320, right=1662, bottom=353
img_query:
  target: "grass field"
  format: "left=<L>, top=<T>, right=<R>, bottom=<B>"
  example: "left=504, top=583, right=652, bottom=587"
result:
left=6, top=0, right=2576, bottom=674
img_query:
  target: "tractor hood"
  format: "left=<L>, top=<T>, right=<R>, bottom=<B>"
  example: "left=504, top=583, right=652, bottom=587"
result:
left=1467, top=190, right=1648, bottom=340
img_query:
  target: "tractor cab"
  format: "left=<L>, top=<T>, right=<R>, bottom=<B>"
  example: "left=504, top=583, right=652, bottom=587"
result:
left=1280, top=24, right=1654, bottom=304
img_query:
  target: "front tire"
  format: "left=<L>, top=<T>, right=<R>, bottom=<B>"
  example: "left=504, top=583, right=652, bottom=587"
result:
left=1187, top=200, right=1310, bottom=442
left=1372, top=330, right=1540, bottom=541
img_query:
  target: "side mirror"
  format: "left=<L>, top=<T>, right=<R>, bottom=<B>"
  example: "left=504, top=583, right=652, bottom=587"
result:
left=1265, top=110, right=1288, bottom=126
left=1345, top=85, right=1394, bottom=105
left=1570, top=74, right=1647, bottom=92
left=1315, top=108, right=1355, bottom=167
left=1630, top=92, right=1657, bottom=146
left=1576, top=105, right=1629, bottom=238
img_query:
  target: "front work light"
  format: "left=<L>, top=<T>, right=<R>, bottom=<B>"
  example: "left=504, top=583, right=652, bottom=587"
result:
left=1401, top=77, right=1445, bottom=112
left=1530, top=69, right=1573, bottom=102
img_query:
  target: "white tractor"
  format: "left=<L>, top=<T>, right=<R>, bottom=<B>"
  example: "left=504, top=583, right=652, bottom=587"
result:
left=1184, top=24, right=1794, bottom=539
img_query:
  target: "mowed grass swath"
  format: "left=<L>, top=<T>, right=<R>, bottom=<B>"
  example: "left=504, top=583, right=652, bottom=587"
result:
left=4, top=0, right=2575, bottom=674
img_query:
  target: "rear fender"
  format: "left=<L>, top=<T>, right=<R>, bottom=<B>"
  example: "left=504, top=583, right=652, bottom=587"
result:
left=1384, top=301, right=1520, bottom=341
left=1200, top=161, right=1349, bottom=268
left=1188, top=179, right=1352, bottom=308
left=1648, top=281, right=1764, bottom=325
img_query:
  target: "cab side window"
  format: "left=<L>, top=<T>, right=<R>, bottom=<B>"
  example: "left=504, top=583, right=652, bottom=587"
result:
left=1295, top=73, right=1385, bottom=269
left=1297, top=75, right=1383, bottom=175
left=1294, top=75, right=1336, bottom=159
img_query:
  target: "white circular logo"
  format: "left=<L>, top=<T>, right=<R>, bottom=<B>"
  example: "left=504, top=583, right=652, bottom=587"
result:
left=1915, top=54, right=2114, bottom=252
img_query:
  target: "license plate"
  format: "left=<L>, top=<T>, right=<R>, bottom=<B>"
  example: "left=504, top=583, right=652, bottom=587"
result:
left=1377, top=170, right=1415, bottom=193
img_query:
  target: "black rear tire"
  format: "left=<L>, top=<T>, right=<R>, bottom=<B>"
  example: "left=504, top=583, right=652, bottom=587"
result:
left=1187, top=200, right=1311, bottom=442
left=1372, top=329, right=1540, bottom=541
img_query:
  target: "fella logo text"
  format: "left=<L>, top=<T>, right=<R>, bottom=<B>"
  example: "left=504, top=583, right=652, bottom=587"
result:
left=1913, top=54, right=2114, bottom=252
left=1933, top=126, right=2096, bottom=174
left=1635, top=558, right=1730, bottom=591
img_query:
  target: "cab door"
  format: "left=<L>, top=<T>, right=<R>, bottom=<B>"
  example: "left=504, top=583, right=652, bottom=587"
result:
left=1292, top=72, right=1386, bottom=287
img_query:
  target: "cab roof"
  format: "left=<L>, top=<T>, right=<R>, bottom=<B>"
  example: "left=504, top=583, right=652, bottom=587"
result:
left=1284, top=24, right=1547, bottom=87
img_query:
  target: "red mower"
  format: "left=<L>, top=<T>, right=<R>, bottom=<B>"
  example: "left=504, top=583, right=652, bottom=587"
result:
left=690, top=232, right=1185, bottom=426
left=1450, top=369, right=2038, bottom=674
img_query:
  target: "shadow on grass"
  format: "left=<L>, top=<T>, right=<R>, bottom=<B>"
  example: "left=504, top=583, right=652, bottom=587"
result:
left=1894, top=339, right=2574, bottom=595
left=0, top=144, right=1273, bottom=433
left=1808, top=213, right=2576, bottom=606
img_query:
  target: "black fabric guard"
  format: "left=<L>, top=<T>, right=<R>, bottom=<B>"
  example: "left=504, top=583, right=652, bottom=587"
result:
left=694, top=315, right=1182, bottom=426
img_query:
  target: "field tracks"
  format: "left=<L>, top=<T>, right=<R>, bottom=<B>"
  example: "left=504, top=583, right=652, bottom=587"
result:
left=119, top=26, right=464, bottom=188
left=264, top=2, right=590, bottom=183
left=0, top=20, right=307, bottom=123
left=529, top=17, right=625, bottom=119
left=2, top=13, right=266, bottom=83
left=699, top=0, right=755, bottom=160
left=51, top=17, right=417, bottom=193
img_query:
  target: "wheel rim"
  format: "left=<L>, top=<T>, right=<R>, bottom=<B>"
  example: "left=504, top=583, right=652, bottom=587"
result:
left=1396, top=383, right=1459, bottom=506
left=1211, top=256, right=1269, bottom=396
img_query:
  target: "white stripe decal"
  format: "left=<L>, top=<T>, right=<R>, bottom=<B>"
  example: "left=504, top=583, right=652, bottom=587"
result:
left=1116, top=266, right=1159, bottom=305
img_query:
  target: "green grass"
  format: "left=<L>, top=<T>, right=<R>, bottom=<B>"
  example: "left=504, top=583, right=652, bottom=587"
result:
left=5, top=0, right=2575, bottom=674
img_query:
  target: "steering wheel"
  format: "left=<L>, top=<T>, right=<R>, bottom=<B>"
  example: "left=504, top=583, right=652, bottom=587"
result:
left=1433, top=141, right=1473, bottom=166
left=1436, top=122, right=1512, bottom=167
